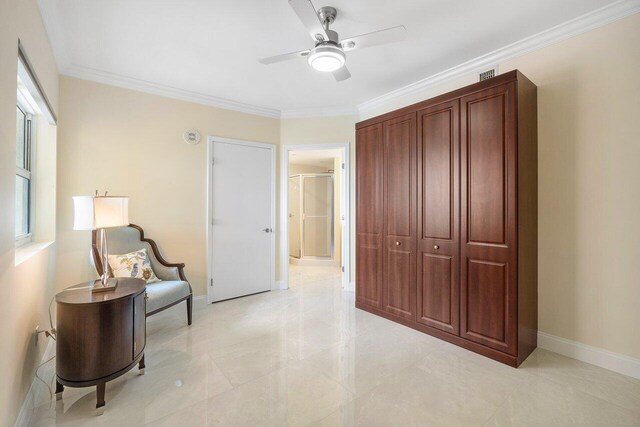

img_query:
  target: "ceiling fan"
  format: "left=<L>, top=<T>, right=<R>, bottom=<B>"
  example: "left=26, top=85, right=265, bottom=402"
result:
left=259, top=0, right=406, bottom=81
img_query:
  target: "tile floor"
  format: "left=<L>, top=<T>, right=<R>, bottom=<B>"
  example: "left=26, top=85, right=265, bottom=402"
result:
left=29, top=265, right=640, bottom=426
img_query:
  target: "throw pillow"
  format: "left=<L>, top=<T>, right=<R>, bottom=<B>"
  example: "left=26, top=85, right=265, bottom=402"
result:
left=108, top=248, right=160, bottom=283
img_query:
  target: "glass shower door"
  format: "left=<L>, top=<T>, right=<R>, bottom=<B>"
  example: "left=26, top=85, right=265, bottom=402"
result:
left=302, top=175, right=333, bottom=258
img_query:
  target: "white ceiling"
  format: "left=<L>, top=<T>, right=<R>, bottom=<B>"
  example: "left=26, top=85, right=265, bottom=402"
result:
left=39, top=0, right=624, bottom=116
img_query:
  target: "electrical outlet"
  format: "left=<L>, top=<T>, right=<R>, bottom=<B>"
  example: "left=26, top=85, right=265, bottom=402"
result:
left=34, top=325, right=40, bottom=346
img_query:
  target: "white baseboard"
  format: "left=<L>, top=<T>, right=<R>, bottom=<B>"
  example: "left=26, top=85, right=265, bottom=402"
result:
left=15, top=338, right=56, bottom=427
left=273, top=280, right=287, bottom=290
left=538, top=331, right=640, bottom=380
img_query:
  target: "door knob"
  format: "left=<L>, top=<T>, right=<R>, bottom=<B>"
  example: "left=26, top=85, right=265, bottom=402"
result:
left=262, top=228, right=272, bottom=233
left=434, top=245, right=440, bottom=250
left=395, top=241, right=401, bottom=246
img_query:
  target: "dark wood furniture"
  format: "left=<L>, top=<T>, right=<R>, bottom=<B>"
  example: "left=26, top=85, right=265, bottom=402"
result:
left=55, top=278, right=147, bottom=413
left=356, top=70, right=537, bottom=367
left=92, top=223, right=193, bottom=324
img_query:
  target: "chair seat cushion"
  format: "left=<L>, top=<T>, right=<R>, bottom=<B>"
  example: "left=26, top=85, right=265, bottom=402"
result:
left=145, top=280, right=191, bottom=313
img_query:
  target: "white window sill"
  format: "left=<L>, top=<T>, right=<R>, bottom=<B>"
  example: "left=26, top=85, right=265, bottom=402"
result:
left=15, top=241, right=54, bottom=266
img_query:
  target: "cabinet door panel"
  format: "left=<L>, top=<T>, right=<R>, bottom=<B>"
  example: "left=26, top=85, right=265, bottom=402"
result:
left=466, top=260, right=508, bottom=345
left=417, top=100, right=460, bottom=334
left=460, top=82, right=517, bottom=354
left=356, top=238, right=382, bottom=306
left=385, top=121, right=412, bottom=237
left=356, top=123, right=384, bottom=308
left=420, top=254, right=454, bottom=329
left=387, top=249, right=413, bottom=316
left=422, top=110, right=453, bottom=240
left=383, top=114, right=417, bottom=319
left=468, top=95, right=506, bottom=245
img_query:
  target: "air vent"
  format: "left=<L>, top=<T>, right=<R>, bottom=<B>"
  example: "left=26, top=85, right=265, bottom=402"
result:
left=479, top=67, right=498, bottom=82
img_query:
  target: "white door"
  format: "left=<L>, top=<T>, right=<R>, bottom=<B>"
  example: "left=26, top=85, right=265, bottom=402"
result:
left=210, top=140, right=274, bottom=302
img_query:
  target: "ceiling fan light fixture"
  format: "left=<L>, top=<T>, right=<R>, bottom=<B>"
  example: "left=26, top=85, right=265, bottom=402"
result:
left=307, top=44, right=345, bottom=72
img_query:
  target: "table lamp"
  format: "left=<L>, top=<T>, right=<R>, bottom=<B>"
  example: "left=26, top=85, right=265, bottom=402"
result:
left=73, top=192, right=129, bottom=293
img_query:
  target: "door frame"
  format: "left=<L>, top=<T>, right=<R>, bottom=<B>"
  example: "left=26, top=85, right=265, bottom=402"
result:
left=207, top=136, right=277, bottom=304
left=280, top=142, right=351, bottom=290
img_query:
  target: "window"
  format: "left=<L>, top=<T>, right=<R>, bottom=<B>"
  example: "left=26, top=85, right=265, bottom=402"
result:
left=14, top=42, right=57, bottom=252
left=15, top=103, right=33, bottom=245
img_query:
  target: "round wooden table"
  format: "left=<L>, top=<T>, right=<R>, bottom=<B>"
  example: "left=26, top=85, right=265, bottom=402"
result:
left=55, top=278, right=147, bottom=414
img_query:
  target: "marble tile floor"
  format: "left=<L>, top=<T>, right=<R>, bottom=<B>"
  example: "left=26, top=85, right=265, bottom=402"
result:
left=28, top=265, right=640, bottom=426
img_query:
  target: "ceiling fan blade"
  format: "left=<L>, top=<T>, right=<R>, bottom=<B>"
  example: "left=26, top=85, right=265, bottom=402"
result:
left=340, top=25, right=406, bottom=51
left=259, top=49, right=310, bottom=65
left=333, top=66, right=351, bottom=82
left=288, top=0, right=329, bottom=42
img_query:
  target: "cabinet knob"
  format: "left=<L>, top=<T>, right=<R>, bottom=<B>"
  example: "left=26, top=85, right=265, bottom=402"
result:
left=434, top=245, right=440, bottom=250
left=395, top=241, right=401, bottom=246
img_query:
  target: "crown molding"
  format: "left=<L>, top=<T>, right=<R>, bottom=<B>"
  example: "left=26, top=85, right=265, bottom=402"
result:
left=39, top=0, right=639, bottom=120
left=62, top=63, right=357, bottom=119
left=63, top=65, right=282, bottom=119
left=62, top=64, right=356, bottom=119
left=280, top=105, right=359, bottom=119
left=358, top=0, right=640, bottom=115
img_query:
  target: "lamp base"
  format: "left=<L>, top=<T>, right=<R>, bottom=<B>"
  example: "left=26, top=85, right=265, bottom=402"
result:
left=92, top=278, right=118, bottom=293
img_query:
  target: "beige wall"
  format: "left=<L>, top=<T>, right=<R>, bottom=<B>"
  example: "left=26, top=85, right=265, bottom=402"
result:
left=56, top=77, right=280, bottom=297
left=505, top=14, right=640, bottom=360
left=0, top=0, right=59, bottom=424
left=361, top=14, right=640, bottom=360
left=34, top=116, right=57, bottom=242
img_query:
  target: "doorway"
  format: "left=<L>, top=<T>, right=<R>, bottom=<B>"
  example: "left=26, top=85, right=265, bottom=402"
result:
left=281, top=143, right=350, bottom=290
left=207, top=137, right=276, bottom=303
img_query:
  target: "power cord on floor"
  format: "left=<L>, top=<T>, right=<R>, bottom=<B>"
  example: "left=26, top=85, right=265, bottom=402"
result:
left=35, top=354, right=56, bottom=399
left=47, top=296, right=57, bottom=339
left=34, top=296, right=58, bottom=399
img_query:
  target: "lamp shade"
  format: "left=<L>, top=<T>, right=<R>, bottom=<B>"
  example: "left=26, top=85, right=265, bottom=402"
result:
left=73, top=196, right=129, bottom=230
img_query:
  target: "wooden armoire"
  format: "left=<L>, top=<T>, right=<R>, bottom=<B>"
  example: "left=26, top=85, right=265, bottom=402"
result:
left=355, top=70, right=537, bottom=367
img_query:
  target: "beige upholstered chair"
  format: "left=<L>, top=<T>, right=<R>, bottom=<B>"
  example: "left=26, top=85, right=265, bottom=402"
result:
left=92, top=224, right=193, bottom=325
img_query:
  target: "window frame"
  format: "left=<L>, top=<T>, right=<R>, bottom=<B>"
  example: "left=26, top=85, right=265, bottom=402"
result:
left=14, top=41, right=57, bottom=252
left=15, top=100, right=34, bottom=247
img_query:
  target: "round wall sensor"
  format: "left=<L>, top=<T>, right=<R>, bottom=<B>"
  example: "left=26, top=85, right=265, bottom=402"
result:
left=183, top=129, right=201, bottom=145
